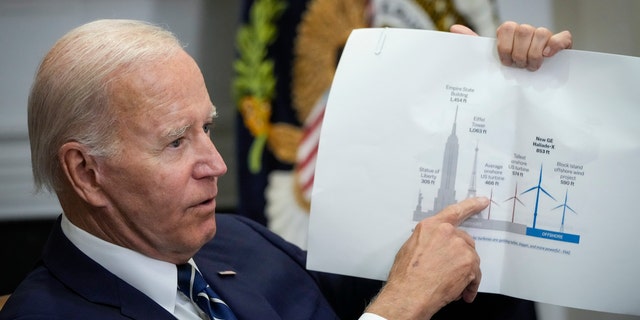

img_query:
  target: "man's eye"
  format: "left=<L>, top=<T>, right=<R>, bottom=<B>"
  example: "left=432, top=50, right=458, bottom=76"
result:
left=203, top=123, right=212, bottom=134
left=170, top=138, right=183, bottom=148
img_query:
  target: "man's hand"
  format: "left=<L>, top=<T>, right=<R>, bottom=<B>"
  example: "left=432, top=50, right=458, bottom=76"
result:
left=365, top=197, right=489, bottom=320
left=451, top=21, right=573, bottom=71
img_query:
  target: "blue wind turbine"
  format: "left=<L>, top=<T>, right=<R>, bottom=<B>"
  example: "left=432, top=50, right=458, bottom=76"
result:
left=521, top=165, right=556, bottom=229
left=551, top=189, right=577, bottom=232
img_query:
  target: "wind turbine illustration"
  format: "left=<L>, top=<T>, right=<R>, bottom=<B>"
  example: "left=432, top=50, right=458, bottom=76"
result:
left=504, top=183, right=525, bottom=223
left=521, top=165, right=556, bottom=229
left=486, top=188, right=500, bottom=220
left=551, top=189, right=577, bottom=232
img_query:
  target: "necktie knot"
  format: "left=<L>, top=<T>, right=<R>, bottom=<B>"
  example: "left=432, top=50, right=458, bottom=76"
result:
left=177, top=263, right=237, bottom=320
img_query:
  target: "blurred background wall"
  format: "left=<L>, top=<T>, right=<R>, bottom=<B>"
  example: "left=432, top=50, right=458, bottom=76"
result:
left=0, top=1, right=637, bottom=319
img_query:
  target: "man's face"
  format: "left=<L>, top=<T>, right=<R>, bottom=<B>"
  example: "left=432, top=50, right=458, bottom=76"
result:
left=96, top=49, right=227, bottom=263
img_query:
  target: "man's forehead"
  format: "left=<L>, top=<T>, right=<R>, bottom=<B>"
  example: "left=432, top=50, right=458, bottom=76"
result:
left=108, top=50, right=204, bottom=110
left=105, top=49, right=215, bottom=131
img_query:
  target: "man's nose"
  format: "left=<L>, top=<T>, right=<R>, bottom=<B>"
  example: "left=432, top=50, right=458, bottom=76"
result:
left=193, top=134, right=227, bottom=179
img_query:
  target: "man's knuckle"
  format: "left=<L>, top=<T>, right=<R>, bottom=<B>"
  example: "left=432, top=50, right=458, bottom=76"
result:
left=467, top=236, right=476, bottom=248
left=535, top=27, right=552, bottom=39
left=512, top=53, right=527, bottom=65
left=497, top=43, right=511, bottom=54
left=464, top=251, right=479, bottom=267
left=527, top=54, right=543, bottom=69
left=437, top=222, right=455, bottom=235
left=498, top=21, right=517, bottom=34
left=516, top=24, right=534, bottom=37
left=446, top=203, right=463, bottom=216
left=451, top=235, right=467, bottom=249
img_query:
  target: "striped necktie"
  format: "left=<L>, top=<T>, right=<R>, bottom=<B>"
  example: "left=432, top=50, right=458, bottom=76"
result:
left=177, top=263, right=237, bottom=320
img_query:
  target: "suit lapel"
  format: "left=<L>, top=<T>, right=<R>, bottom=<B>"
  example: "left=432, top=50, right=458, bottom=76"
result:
left=43, top=218, right=176, bottom=319
left=194, top=255, right=283, bottom=320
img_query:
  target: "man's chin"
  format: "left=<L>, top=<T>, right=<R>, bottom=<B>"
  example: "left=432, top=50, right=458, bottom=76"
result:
left=200, top=217, right=217, bottom=242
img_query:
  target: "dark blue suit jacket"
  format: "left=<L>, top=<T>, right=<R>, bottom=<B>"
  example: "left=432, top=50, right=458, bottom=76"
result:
left=0, top=214, right=380, bottom=319
left=0, top=214, right=535, bottom=319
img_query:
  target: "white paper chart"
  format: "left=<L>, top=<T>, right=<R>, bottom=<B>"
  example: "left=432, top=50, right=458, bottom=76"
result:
left=307, top=28, right=640, bottom=316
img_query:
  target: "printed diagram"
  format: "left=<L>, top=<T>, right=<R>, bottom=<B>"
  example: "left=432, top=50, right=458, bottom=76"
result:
left=413, top=102, right=582, bottom=244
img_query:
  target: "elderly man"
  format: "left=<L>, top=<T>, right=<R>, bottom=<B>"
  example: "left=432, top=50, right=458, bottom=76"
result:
left=0, top=19, right=571, bottom=319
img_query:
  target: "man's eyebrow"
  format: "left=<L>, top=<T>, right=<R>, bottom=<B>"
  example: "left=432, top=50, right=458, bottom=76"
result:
left=165, top=108, right=218, bottom=139
left=209, top=108, right=218, bottom=120
left=166, top=124, right=191, bottom=139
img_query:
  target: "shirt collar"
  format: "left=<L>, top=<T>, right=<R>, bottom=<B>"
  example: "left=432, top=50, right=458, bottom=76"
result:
left=60, top=214, right=178, bottom=314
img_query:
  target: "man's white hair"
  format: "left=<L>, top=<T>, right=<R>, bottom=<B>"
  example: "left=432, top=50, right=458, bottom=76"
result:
left=28, top=19, right=183, bottom=193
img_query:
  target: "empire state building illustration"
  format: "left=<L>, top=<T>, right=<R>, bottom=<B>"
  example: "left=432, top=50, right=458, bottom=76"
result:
left=413, top=106, right=460, bottom=221
left=412, top=106, right=527, bottom=233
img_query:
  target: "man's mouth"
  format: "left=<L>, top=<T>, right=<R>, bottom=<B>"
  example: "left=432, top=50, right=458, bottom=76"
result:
left=199, top=198, right=214, bottom=206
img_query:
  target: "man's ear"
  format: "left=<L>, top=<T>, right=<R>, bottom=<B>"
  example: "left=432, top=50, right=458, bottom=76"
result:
left=58, top=142, right=108, bottom=207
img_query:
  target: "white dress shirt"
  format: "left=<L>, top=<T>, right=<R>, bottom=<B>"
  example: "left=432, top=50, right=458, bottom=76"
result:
left=60, top=214, right=206, bottom=319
